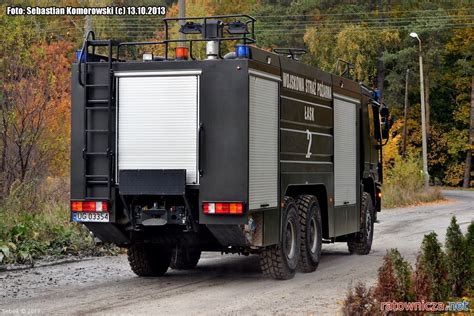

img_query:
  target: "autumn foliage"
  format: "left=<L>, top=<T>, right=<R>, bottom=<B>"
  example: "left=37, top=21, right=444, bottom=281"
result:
left=1, top=14, right=74, bottom=197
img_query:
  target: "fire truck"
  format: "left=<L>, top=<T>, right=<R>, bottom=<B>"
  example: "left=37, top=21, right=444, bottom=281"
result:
left=70, top=15, right=392, bottom=280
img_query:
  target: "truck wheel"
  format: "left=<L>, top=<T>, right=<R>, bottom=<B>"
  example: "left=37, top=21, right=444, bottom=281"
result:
left=347, top=192, right=374, bottom=255
left=260, top=196, right=301, bottom=280
left=128, top=243, right=171, bottom=277
left=169, top=246, right=201, bottom=270
left=296, top=195, right=322, bottom=273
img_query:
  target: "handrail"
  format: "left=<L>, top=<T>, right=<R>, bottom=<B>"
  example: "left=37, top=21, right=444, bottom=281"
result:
left=77, top=14, right=257, bottom=63
left=78, top=31, right=96, bottom=86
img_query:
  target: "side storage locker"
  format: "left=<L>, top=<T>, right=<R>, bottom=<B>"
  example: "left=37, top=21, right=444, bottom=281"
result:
left=248, top=73, right=279, bottom=210
left=333, top=94, right=359, bottom=235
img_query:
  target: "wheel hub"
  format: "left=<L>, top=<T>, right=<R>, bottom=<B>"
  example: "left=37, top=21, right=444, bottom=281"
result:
left=310, top=217, right=318, bottom=253
left=366, top=209, right=372, bottom=236
left=285, top=221, right=296, bottom=260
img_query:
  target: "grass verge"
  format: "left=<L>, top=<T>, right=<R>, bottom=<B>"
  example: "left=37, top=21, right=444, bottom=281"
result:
left=383, top=155, right=444, bottom=208
left=0, top=179, right=117, bottom=265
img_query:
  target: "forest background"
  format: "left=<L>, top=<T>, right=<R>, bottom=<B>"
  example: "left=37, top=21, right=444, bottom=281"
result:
left=0, top=0, right=472, bottom=263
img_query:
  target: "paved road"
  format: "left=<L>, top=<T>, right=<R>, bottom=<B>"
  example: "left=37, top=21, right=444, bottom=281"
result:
left=1, top=191, right=473, bottom=315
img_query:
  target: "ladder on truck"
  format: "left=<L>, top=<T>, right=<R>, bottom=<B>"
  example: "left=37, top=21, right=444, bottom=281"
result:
left=78, top=32, right=117, bottom=201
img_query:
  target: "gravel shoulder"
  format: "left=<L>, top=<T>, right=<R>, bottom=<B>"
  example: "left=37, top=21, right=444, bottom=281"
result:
left=1, top=190, right=473, bottom=315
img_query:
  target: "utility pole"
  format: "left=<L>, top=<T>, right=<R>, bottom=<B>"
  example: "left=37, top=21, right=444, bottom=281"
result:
left=402, top=68, right=409, bottom=158
left=84, top=15, right=92, bottom=37
left=178, top=0, right=186, bottom=47
left=410, top=32, right=430, bottom=189
left=82, top=0, right=92, bottom=38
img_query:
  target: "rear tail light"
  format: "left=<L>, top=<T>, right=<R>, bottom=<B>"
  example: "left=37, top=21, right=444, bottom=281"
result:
left=203, top=202, right=244, bottom=215
left=71, top=201, right=108, bottom=212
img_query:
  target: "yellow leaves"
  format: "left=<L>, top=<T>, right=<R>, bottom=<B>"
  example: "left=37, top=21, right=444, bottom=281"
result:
left=303, top=26, right=336, bottom=71
left=304, top=24, right=400, bottom=83
left=443, top=163, right=465, bottom=186
left=383, top=119, right=403, bottom=167
left=445, top=27, right=474, bottom=54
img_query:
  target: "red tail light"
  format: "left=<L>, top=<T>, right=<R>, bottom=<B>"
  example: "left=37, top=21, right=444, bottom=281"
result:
left=71, top=201, right=82, bottom=211
left=71, top=201, right=108, bottom=212
left=203, top=202, right=244, bottom=215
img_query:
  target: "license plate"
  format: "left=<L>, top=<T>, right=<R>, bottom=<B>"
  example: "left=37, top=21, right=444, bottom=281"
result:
left=72, top=212, right=109, bottom=223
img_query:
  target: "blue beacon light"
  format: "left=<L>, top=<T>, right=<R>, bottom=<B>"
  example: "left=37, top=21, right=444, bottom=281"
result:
left=235, top=44, right=250, bottom=58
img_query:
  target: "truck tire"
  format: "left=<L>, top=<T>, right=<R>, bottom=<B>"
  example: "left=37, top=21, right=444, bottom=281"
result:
left=296, top=195, right=322, bottom=273
left=128, top=243, right=171, bottom=277
left=169, top=246, right=201, bottom=270
left=347, top=192, right=374, bottom=255
left=260, top=196, right=301, bottom=280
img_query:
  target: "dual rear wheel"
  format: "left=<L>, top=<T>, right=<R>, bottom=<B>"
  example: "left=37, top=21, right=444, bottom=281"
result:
left=259, top=195, right=323, bottom=280
left=296, top=195, right=323, bottom=273
left=260, top=196, right=301, bottom=280
left=260, top=192, right=374, bottom=280
left=128, top=244, right=201, bottom=277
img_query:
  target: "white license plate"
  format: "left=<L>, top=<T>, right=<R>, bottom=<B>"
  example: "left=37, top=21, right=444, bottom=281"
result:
left=72, top=212, right=109, bottom=223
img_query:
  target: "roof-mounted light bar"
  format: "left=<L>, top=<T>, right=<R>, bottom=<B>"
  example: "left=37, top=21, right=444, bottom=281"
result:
left=179, top=22, right=202, bottom=34
left=227, top=20, right=249, bottom=34
left=178, top=19, right=250, bottom=37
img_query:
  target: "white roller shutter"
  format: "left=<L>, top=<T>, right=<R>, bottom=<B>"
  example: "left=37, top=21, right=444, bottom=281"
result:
left=117, top=74, right=199, bottom=184
left=249, top=75, right=279, bottom=210
left=333, top=96, right=357, bottom=206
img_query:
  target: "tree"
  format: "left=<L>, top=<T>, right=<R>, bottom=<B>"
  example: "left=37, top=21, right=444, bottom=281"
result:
left=444, top=23, right=473, bottom=188
left=305, top=24, right=399, bottom=85
left=466, top=76, right=474, bottom=187
left=1, top=11, right=74, bottom=197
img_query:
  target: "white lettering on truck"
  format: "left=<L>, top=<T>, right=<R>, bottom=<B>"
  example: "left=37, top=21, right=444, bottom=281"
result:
left=304, top=106, right=314, bottom=121
left=282, top=72, right=332, bottom=100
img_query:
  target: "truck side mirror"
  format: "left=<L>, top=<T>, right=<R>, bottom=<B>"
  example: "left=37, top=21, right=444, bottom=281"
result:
left=380, top=107, right=392, bottom=140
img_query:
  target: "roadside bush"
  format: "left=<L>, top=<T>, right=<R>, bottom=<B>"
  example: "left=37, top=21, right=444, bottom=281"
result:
left=382, top=154, right=443, bottom=208
left=419, top=232, right=450, bottom=301
left=0, top=178, right=116, bottom=265
left=388, top=249, right=414, bottom=302
left=373, top=251, right=398, bottom=303
left=413, top=254, right=432, bottom=301
left=373, top=249, right=414, bottom=303
left=343, top=217, right=473, bottom=314
left=445, top=216, right=469, bottom=297
left=342, top=282, right=377, bottom=316
left=466, top=221, right=474, bottom=292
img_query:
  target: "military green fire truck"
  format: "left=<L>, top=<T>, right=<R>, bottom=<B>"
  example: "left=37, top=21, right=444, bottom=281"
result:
left=70, top=15, right=391, bottom=280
